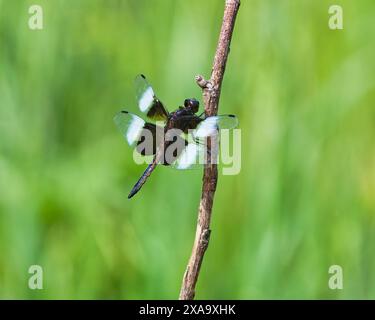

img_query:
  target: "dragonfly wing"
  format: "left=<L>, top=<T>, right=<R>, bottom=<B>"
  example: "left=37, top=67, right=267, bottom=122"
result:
left=114, top=110, right=163, bottom=155
left=193, top=114, right=238, bottom=139
left=163, top=137, right=208, bottom=170
left=134, top=74, right=169, bottom=121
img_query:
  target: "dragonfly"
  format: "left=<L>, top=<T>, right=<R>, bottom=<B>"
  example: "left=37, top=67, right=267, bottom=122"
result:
left=114, top=74, right=238, bottom=199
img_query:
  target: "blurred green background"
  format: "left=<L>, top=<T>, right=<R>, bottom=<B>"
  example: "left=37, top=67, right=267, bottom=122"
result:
left=0, top=0, right=374, bottom=299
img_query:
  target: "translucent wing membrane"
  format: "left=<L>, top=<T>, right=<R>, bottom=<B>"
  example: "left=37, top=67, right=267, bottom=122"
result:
left=161, top=134, right=215, bottom=170
left=114, top=111, right=145, bottom=146
left=114, top=110, right=163, bottom=155
left=134, top=74, right=169, bottom=121
left=194, top=114, right=238, bottom=139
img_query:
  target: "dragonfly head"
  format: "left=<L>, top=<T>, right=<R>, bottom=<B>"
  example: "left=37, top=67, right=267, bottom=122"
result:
left=184, top=98, right=199, bottom=113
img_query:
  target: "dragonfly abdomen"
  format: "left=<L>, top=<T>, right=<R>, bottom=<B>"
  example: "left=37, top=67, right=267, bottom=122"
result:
left=128, top=158, right=158, bottom=199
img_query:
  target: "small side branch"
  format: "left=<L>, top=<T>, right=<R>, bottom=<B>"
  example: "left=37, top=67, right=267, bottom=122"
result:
left=179, top=0, right=240, bottom=300
left=195, top=75, right=211, bottom=89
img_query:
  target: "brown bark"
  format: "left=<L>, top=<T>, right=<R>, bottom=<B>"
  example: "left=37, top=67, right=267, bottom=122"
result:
left=179, top=0, right=241, bottom=300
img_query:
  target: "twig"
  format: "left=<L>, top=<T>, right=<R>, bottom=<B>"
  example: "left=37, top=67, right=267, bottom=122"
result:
left=179, top=0, right=241, bottom=300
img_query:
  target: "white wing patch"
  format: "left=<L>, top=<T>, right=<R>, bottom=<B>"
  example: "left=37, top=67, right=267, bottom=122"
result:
left=126, top=116, right=145, bottom=145
left=176, top=143, right=199, bottom=169
left=194, top=115, right=238, bottom=139
left=114, top=111, right=147, bottom=147
left=194, top=117, right=219, bottom=138
left=139, top=86, right=154, bottom=112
